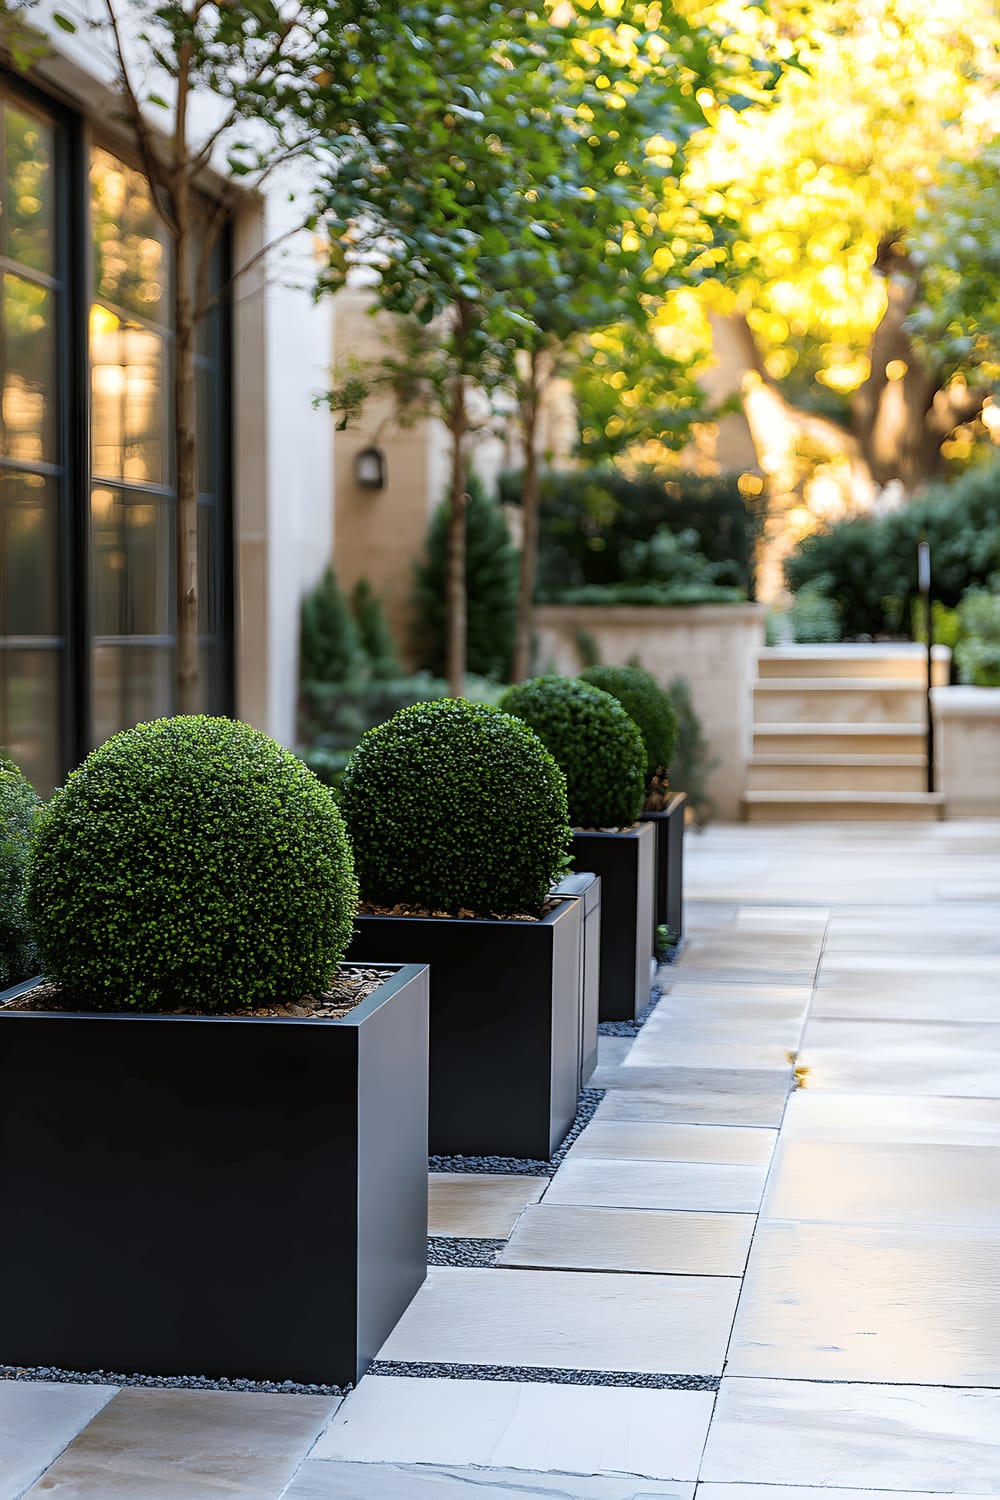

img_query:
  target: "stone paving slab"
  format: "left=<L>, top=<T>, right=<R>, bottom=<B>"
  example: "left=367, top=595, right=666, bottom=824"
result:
left=377, top=1266, right=739, bottom=1374
left=727, top=1218, right=1000, bottom=1385
left=763, top=1138, right=1000, bottom=1227
left=797, top=1018, right=1000, bottom=1096
left=592, top=1069, right=790, bottom=1128
left=624, top=1020, right=799, bottom=1072
left=780, top=1090, right=1000, bottom=1145
left=700, top=1378, right=1000, bottom=1492
left=545, top=1158, right=767, bottom=1215
left=286, top=1460, right=693, bottom=1498
left=499, top=1203, right=754, bottom=1277
left=20, top=1388, right=339, bottom=1499
left=313, top=1375, right=713, bottom=1481
left=429, top=1174, right=545, bottom=1238
left=698, top=1489, right=994, bottom=1500
left=566, top=1120, right=776, bottom=1166
left=0, top=1382, right=116, bottom=1500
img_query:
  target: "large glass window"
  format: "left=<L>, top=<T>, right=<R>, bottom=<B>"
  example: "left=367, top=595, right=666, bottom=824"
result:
left=0, top=85, right=231, bottom=792
left=0, top=97, right=63, bottom=791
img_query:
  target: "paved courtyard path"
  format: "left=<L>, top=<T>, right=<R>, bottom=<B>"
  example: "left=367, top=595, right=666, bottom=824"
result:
left=4, top=822, right=1000, bottom=1497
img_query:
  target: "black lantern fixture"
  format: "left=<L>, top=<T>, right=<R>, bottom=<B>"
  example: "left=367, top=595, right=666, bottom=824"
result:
left=355, top=444, right=387, bottom=491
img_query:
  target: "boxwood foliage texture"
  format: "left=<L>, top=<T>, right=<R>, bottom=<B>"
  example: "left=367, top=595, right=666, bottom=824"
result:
left=0, top=761, right=39, bottom=988
left=500, top=676, right=646, bottom=830
left=26, top=716, right=357, bottom=1012
left=578, top=664, right=679, bottom=786
left=340, top=698, right=570, bottom=914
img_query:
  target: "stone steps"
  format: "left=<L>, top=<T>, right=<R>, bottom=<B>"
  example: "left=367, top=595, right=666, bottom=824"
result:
left=758, top=644, right=950, bottom=684
left=753, top=678, right=928, bottom=725
left=748, top=754, right=927, bottom=793
left=742, top=645, right=948, bottom=822
left=743, top=790, right=947, bottom=822
left=752, top=723, right=927, bottom=756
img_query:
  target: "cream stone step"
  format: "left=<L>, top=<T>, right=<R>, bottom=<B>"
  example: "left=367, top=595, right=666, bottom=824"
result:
left=758, top=644, right=951, bottom=685
left=742, top=790, right=946, bottom=823
left=748, top=755, right=927, bottom=793
left=752, top=723, right=927, bottom=756
left=753, top=678, right=927, bottom=724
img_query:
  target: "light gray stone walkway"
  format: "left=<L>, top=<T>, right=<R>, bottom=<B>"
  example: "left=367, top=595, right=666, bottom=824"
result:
left=5, top=822, right=1000, bottom=1497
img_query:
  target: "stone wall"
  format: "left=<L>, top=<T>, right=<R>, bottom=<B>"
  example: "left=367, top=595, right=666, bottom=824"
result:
left=533, top=604, right=768, bottom=820
left=933, top=687, right=1000, bottom=816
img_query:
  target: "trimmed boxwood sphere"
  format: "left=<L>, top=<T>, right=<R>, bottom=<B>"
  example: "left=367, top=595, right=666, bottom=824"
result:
left=26, top=716, right=357, bottom=1012
left=500, top=676, right=646, bottom=830
left=0, top=761, right=39, bottom=989
left=579, top=664, right=679, bottom=785
left=340, top=698, right=570, bottom=914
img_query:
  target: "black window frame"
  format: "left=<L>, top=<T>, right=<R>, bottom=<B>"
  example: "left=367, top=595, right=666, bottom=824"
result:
left=0, top=66, right=233, bottom=787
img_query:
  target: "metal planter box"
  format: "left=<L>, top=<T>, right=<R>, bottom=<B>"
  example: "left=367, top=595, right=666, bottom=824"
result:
left=550, top=871, right=602, bottom=1085
left=570, top=822, right=656, bottom=1022
left=349, top=898, right=582, bottom=1161
left=0, top=963, right=430, bottom=1388
left=641, top=792, right=688, bottom=943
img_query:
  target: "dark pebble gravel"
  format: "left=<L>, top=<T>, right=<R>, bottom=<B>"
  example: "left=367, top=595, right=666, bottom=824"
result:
left=0, top=1365, right=347, bottom=1396
left=429, top=1089, right=604, bottom=1178
left=428, top=1237, right=506, bottom=1267
left=369, top=1360, right=719, bottom=1391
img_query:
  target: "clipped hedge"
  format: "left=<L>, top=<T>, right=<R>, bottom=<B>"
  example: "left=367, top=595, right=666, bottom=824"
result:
left=785, top=459, right=1000, bottom=639
left=341, top=698, right=570, bottom=914
left=579, top=665, right=679, bottom=786
left=0, top=761, right=39, bottom=988
left=500, top=676, right=646, bottom=830
left=27, top=716, right=357, bottom=1012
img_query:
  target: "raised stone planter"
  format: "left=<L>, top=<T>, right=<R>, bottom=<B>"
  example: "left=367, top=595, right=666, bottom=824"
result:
left=933, top=685, right=1000, bottom=816
left=534, top=603, right=766, bottom=820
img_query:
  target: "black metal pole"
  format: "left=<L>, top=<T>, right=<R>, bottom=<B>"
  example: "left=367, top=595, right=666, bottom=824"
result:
left=918, top=537, right=934, bottom=793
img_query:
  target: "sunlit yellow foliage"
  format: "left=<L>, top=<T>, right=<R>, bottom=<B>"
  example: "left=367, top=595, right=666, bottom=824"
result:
left=660, top=0, right=1000, bottom=397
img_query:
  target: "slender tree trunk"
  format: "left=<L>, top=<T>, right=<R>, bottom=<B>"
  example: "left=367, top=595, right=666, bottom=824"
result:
left=511, top=350, right=542, bottom=683
left=445, top=394, right=467, bottom=697
left=173, top=55, right=199, bottom=714
left=444, top=300, right=472, bottom=697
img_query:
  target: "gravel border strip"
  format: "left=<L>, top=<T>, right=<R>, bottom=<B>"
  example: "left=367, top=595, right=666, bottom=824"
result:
left=428, top=1089, right=604, bottom=1178
left=0, top=1364, right=347, bottom=1395
left=368, top=1360, right=719, bottom=1390
left=428, top=1237, right=506, bottom=1267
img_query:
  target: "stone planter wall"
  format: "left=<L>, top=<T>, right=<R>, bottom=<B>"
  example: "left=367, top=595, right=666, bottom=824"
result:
left=933, top=686, right=1000, bottom=816
left=534, top=603, right=767, bottom=820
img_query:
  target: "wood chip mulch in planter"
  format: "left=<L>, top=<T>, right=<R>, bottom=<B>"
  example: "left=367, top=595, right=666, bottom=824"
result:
left=0, top=968, right=396, bottom=1020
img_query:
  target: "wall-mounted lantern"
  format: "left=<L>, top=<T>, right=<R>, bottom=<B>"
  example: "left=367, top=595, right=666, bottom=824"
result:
left=355, top=444, right=387, bottom=490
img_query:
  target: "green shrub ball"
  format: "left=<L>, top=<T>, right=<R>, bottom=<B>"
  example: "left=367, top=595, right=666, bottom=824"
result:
left=340, top=698, right=570, bottom=914
left=26, top=716, right=357, bottom=1011
left=500, top=676, right=646, bottom=830
left=0, top=762, right=39, bottom=988
left=579, top=665, right=679, bottom=785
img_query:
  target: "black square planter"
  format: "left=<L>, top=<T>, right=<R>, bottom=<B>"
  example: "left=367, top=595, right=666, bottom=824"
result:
left=570, top=822, right=656, bottom=1023
left=348, top=898, right=582, bottom=1160
left=0, top=963, right=429, bottom=1388
left=641, top=792, right=687, bottom=943
left=551, top=872, right=602, bottom=1085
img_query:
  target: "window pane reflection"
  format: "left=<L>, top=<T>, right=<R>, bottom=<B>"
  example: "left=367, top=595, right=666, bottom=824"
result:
left=0, top=648, right=59, bottom=793
left=91, top=643, right=173, bottom=747
left=4, top=106, right=55, bottom=275
left=90, top=304, right=168, bottom=485
left=91, top=147, right=168, bottom=325
left=92, top=485, right=173, bottom=637
left=1, top=470, right=58, bottom=634
left=1, top=273, right=56, bottom=462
